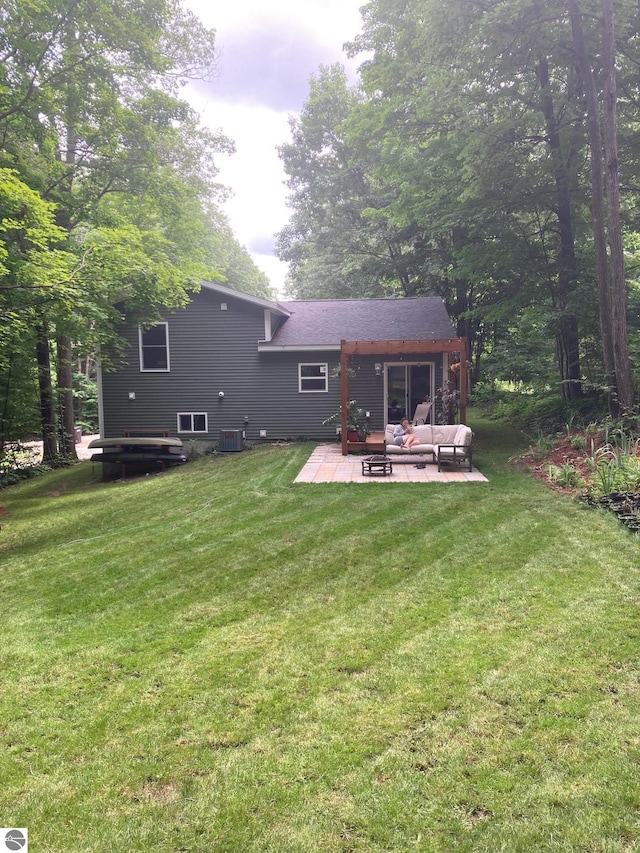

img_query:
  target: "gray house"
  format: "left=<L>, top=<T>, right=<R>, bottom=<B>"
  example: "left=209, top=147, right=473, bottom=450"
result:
left=98, top=281, right=467, bottom=450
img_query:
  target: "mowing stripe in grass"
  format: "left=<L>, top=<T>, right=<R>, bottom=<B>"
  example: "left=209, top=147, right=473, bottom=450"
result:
left=1, top=423, right=639, bottom=851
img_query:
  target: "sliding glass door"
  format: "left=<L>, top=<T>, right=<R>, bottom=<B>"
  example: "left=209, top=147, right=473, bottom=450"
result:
left=386, top=363, right=433, bottom=424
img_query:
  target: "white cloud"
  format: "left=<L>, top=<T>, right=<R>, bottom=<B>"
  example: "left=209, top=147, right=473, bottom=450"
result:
left=190, top=96, right=291, bottom=241
left=183, top=0, right=365, bottom=295
left=188, top=0, right=363, bottom=49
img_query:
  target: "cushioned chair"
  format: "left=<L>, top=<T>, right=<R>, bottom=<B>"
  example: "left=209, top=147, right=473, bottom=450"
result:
left=412, top=402, right=432, bottom=425
left=384, top=423, right=473, bottom=468
left=436, top=428, right=473, bottom=472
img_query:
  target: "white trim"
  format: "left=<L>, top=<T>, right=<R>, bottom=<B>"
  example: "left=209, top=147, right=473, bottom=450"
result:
left=263, top=308, right=272, bottom=342
left=199, top=279, right=290, bottom=317
left=177, top=412, right=208, bottom=433
left=298, top=362, right=329, bottom=393
left=384, top=361, right=436, bottom=426
left=139, top=322, right=170, bottom=372
left=258, top=344, right=341, bottom=352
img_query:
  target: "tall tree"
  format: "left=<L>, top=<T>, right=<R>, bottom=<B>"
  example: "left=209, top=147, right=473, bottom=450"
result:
left=277, top=65, right=428, bottom=299
left=567, top=0, right=616, bottom=396
left=347, top=0, right=594, bottom=395
left=567, top=0, right=634, bottom=409
left=600, top=0, right=633, bottom=408
left=0, top=0, right=264, bottom=456
left=0, top=168, right=75, bottom=449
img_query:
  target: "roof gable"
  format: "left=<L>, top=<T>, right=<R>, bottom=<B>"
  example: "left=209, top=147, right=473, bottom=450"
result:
left=196, top=284, right=457, bottom=348
left=263, top=297, right=456, bottom=349
left=200, top=280, right=290, bottom=318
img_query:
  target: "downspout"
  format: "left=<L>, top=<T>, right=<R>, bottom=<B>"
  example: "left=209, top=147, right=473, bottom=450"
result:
left=341, top=341, right=348, bottom=455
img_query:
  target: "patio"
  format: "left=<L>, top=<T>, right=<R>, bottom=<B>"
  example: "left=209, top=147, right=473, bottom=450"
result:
left=295, top=444, right=488, bottom=484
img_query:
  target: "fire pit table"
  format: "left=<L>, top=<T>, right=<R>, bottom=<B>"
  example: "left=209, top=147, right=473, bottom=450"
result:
left=361, top=455, right=393, bottom=477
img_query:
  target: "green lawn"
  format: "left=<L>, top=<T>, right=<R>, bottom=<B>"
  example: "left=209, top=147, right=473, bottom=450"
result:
left=1, top=417, right=638, bottom=852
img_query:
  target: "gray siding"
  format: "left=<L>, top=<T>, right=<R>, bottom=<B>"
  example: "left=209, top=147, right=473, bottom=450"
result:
left=101, top=288, right=447, bottom=444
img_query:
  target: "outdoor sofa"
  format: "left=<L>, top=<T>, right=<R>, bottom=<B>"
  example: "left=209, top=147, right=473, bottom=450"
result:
left=384, top=423, right=473, bottom=471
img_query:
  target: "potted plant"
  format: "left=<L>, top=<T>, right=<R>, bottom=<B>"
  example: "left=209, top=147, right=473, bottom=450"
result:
left=321, top=400, right=369, bottom=441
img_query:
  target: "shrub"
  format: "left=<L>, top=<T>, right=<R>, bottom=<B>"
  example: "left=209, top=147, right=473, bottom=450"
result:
left=528, top=433, right=556, bottom=461
left=582, top=445, right=640, bottom=497
left=570, top=434, right=587, bottom=450
left=475, top=387, right=607, bottom=434
left=546, top=461, right=584, bottom=489
left=0, top=461, right=54, bottom=489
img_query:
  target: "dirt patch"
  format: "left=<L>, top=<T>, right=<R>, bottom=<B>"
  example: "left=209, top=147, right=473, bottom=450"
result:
left=128, top=780, right=181, bottom=805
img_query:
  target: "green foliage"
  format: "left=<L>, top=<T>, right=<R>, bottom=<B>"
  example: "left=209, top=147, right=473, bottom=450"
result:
left=570, top=433, right=587, bottom=450
left=277, top=65, right=408, bottom=299
left=590, top=422, right=640, bottom=496
left=276, top=0, right=640, bottom=404
left=603, top=413, right=640, bottom=447
left=0, top=459, right=55, bottom=490
left=474, top=384, right=607, bottom=435
left=205, top=216, right=273, bottom=298
left=0, top=343, right=41, bottom=441
left=0, top=0, right=271, bottom=451
left=546, top=461, right=584, bottom=489
left=73, top=372, right=99, bottom=433
left=321, top=399, right=370, bottom=439
left=591, top=454, right=640, bottom=497
left=433, top=382, right=460, bottom=425
left=0, top=168, right=75, bottom=286
left=526, top=432, right=557, bottom=462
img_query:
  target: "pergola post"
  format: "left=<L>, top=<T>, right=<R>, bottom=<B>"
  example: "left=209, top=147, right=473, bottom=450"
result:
left=340, top=341, right=349, bottom=456
left=459, top=341, right=468, bottom=425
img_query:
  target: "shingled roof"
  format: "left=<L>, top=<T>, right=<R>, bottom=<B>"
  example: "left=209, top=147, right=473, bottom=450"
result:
left=264, top=297, right=456, bottom=349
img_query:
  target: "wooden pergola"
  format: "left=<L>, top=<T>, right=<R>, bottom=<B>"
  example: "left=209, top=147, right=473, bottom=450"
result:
left=339, top=338, right=468, bottom=455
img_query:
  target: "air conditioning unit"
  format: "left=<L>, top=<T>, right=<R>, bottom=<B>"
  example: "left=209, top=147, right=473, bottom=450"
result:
left=219, top=429, right=243, bottom=452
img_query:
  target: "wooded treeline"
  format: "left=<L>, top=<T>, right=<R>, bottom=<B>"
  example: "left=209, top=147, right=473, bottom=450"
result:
left=0, top=0, right=271, bottom=458
left=277, top=0, right=640, bottom=413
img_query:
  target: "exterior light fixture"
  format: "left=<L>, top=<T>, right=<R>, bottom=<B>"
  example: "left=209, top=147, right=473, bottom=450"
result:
left=374, top=363, right=383, bottom=376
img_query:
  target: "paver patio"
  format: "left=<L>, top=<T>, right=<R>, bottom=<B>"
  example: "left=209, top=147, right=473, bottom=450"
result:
left=294, top=444, right=488, bottom=484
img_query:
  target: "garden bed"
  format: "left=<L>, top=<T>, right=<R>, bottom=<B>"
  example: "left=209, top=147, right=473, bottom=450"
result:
left=516, top=429, right=640, bottom=532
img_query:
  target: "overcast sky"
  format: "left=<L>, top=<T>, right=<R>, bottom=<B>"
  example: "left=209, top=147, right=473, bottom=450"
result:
left=182, top=0, right=366, bottom=294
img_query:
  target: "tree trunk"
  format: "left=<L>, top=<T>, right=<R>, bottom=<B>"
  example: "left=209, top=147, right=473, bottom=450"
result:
left=601, top=0, right=633, bottom=408
left=36, top=324, right=58, bottom=461
left=555, top=313, right=582, bottom=401
left=52, top=25, right=80, bottom=459
left=535, top=56, right=582, bottom=399
left=57, top=334, right=77, bottom=458
left=568, top=0, right=616, bottom=398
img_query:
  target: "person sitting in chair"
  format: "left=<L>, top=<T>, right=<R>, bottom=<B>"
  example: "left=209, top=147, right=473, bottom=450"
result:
left=402, top=426, right=420, bottom=448
left=393, top=418, right=420, bottom=448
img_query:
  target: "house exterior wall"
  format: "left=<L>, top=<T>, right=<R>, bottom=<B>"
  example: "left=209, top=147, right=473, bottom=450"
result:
left=100, top=288, right=448, bottom=445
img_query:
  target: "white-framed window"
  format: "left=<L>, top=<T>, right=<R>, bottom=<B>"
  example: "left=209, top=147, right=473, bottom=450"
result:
left=139, top=323, right=170, bottom=371
left=177, top=413, right=208, bottom=433
left=299, top=362, right=328, bottom=392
